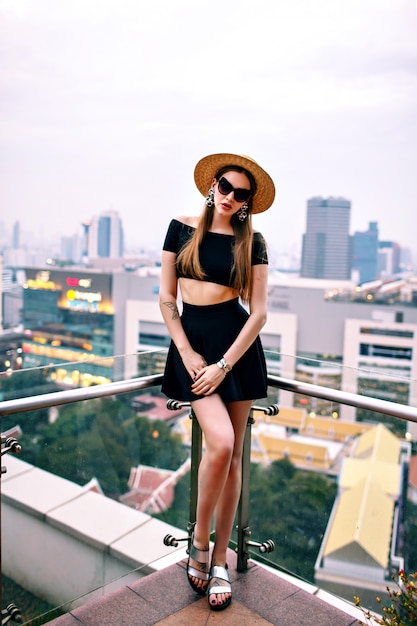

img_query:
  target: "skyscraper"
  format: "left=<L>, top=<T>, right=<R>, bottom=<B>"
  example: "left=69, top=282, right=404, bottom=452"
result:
left=378, top=240, right=401, bottom=277
left=300, top=197, right=352, bottom=280
left=81, top=221, right=91, bottom=263
left=352, top=221, right=379, bottom=283
left=12, top=221, right=20, bottom=249
left=97, top=211, right=124, bottom=258
left=84, top=211, right=124, bottom=259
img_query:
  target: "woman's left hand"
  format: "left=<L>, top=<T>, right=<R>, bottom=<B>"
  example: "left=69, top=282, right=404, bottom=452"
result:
left=191, top=363, right=226, bottom=396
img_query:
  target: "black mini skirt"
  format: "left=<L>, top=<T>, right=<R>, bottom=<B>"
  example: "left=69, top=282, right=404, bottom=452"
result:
left=161, top=298, right=267, bottom=403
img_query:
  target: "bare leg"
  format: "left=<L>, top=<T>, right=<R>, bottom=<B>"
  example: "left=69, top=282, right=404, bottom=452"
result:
left=209, top=399, right=252, bottom=609
left=187, top=394, right=237, bottom=592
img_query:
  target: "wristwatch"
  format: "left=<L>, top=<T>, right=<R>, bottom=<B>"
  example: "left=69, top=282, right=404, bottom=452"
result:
left=216, top=358, right=233, bottom=374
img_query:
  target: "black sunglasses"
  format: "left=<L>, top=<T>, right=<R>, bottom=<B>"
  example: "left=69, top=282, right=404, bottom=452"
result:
left=217, top=177, right=252, bottom=203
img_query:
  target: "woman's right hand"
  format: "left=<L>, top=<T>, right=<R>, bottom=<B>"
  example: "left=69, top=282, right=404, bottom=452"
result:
left=180, top=349, right=207, bottom=381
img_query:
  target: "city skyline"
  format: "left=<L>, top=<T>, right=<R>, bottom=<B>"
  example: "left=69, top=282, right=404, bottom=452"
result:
left=0, top=202, right=417, bottom=282
left=1, top=199, right=414, bottom=270
left=1, top=0, right=416, bottom=258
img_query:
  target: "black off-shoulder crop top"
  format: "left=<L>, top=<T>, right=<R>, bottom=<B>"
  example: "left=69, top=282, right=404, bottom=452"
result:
left=162, top=218, right=268, bottom=287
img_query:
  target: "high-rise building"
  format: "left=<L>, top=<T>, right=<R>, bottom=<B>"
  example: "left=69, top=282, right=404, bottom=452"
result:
left=378, top=240, right=401, bottom=277
left=12, top=221, right=20, bottom=249
left=97, top=211, right=124, bottom=258
left=21, top=267, right=115, bottom=384
left=352, top=221, right=379, bottom=283
left=301, top=197, right=351, bottom=280
left=60, top=234, right=83, bottom=264
left=84, top=211, right=124, bottom=260
left=81, top=221, right=91, bottom=263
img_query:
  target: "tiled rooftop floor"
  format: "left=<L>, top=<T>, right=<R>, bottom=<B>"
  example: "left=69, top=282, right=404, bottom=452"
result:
left=46, top=551, right=362, bottom=626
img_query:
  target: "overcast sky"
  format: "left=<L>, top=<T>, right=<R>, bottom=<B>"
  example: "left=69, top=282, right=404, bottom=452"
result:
left=1, top=0, right=416, bottom=261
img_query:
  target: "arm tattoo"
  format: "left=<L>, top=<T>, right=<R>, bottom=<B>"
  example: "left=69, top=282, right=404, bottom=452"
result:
left=163, top=301, right=179, bottom=320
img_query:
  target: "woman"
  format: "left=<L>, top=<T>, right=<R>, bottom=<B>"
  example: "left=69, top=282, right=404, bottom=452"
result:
left=159, top=152, right=275, bottom=611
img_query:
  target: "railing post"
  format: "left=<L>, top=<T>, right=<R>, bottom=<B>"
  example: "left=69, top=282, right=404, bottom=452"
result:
left=236, top=404, right=278, bottom=571
left=236, top=411, right=254, bottom=572
left=1, top=437, right=23, bottom=624
left=164, top=400, right=276, bottom=565
left=163, top=403, right=203, bottom=550
left=188, top=409, right=202, bottom=543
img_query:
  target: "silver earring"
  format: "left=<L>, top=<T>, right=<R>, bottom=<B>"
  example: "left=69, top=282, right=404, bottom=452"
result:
left=205, top=188, right=215, bottom=208
left=237, top=203, right=248, bottom=221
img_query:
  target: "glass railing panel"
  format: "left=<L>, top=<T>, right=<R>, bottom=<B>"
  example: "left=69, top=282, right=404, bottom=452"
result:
left=0, top=350, right=168, bottom=402
left=1, top=358, right=192, bottom=625
left=265, top=350, right=416, bottom=435
left=0, top=352, right=168, bottom=454
left=255, top=352, right=416, bottom=617
left=1, top=353, right=416, bottom=623
left=1, top=561, right=155, bottom=625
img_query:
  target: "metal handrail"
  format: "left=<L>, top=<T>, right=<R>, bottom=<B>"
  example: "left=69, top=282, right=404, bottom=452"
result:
left=0, top=374, right=164, bottom=416
left=267, top=374, right=417, bottom=423
left=1, top=372, right=416, bottom=423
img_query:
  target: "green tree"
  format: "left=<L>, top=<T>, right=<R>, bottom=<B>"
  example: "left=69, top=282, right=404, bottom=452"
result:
left=24, top=397, right=187, bottom=497
left=124, top=415, right=186, bottom=471
left=36, top=397, right=132, bottom=495
left=248, top=459, right=337, bottom=580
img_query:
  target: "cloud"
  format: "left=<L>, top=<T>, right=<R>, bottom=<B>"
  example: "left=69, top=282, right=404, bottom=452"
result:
left=0, top=0, right=416, bottom=258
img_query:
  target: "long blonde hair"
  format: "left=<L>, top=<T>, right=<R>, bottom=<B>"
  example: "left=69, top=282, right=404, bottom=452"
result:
left=177, top=166, right=257, bottom=303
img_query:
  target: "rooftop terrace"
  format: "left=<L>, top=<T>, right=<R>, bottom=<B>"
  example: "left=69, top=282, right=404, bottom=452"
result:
left=45, top=550, right=362, bottom=626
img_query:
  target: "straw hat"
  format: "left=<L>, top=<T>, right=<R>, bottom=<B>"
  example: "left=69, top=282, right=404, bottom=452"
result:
left=194, top=152, right=275, bottom=214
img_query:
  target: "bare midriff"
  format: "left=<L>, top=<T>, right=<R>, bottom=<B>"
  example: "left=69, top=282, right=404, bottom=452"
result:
left=179, top=277, right=239, bottom=306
